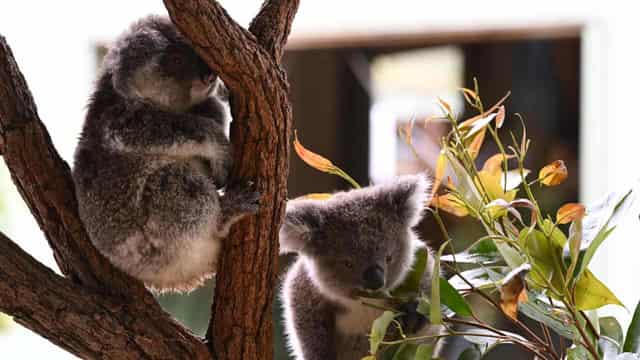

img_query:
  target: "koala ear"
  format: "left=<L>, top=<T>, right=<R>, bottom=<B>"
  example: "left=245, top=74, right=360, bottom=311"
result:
left=383, top=174, right=432, bottom=227
left=279, top=200, right=324, bottom=254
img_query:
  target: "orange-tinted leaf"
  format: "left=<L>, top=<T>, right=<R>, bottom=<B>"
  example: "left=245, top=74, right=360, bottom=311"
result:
left=294, top=131, right=333, bottom=172
left=459, top=92, right=510, bottom=129
left=482, top=153, right=515, bottom=175
left=461, top=87, right=479, bottom=105
left=398, top=119, right=415, bottom=145
left=496, top=105, right=506, bottom=128
left=302, top=193, right=333, bottom=201
left=433, top=193, right=469, bottom=217
left=539, top=160, right=568, bottom=186
left=556, top=203, right=586, bottom=224
left=499, top=264, right=531, bottom=319
left=432, top=151, right=447, bottom=198
left=438, top=98, right=453, bottom=115
left=295, top=131, right=361, bottom=188
left=467, top=129, right=486, bottom=160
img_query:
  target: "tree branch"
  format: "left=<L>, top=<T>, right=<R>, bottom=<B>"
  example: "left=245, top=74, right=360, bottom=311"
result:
left=249, top=0, right=300, bottom=61
left=0, top=231, right=210, bottom=360
left=164, top=1, right=297, bottom=359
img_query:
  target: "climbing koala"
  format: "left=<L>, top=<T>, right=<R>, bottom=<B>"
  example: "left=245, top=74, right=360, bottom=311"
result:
left=280, top=174, right=442, bottom=360
left=72, top=15, right=259, bottom=292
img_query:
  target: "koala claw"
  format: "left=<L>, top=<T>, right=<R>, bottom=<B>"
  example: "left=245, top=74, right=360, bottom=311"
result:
left=396, top=300, right=428, bottom=334
left=223, top=181, right=261, bottom=215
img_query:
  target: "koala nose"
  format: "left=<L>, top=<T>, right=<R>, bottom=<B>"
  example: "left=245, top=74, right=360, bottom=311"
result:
left=363, top=265, right=385, bottom=290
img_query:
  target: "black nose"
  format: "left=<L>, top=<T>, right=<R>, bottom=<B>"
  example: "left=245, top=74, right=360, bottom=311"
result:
left=363, top=265, right=385, bottom=290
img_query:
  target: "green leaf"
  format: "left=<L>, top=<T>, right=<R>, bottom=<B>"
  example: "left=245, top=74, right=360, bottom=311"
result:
left=574, top=269, right=623, bottom=311
left=415, top=344, right=434, bottom=360
left=518, top=293, right=575, bottom=339
left=623, top=300, right=640, bottom=353
left=567, top=345, right=591, bottom=360
left=577, top=185, right=638, bottom=280
left=601, top=316, right=624, bottom=346
left=391, top=343, right=419, bottom=360
left=369, top=311, right=396, bottom=355
left=525, top=229, right=565, bottom=293
left=430, top=242, right=448, bottom=325
left=541, top=219, right=568, bottom=247
left=439, top=277, right=473, bottom=317
left=458, top=346, right=481, bottom=360
left=441, top=238, right=500, bottom=265
left=444, top=149, right=483, bottom=210
left=392, top=247, right=428, bottom=297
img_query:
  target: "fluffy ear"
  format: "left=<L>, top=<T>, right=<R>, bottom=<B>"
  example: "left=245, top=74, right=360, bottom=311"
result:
left=383, top=174, right=432, bottom=227
left=278, top=200, right=323, bottom=254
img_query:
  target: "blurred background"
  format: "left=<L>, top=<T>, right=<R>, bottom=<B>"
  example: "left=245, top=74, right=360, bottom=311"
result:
left=0, top=0, right=638, bottom=358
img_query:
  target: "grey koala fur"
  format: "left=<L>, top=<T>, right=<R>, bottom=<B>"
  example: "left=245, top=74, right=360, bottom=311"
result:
left=280, top=174, right=443, bottom=360
left=73, top=15, right=259, bottom=292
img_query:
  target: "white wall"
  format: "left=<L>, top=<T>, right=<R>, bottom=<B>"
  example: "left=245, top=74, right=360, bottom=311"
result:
left=0, top=0, right=638, bottom=357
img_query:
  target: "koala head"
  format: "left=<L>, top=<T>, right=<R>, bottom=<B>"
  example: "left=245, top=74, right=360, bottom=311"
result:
left=280, top=174, right=431, bottom=301
left=103, top=15, right=216, bottom=112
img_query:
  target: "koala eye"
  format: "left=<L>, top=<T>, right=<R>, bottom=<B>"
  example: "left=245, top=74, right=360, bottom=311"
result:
left=385, top=255, right=393, bottom=263
left=344, top=259, right=354, bottom=269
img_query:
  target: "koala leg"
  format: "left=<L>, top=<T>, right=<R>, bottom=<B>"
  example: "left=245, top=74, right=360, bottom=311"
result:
left=135, top=162, right=223, bottom=289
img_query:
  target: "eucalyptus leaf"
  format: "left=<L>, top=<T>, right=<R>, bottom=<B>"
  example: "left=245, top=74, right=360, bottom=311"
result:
left=518, top=293, right=575, bottom=339
left=457, top=346, right=481, bottom=360
left=441, top=238, right=501, bottom=264
left=369, top=311, right=396, bottom=355
left=389, top=343, right=419, bottom=360
left=600, top=316, right=624, bottom=346
left=415, top=344, right=434, bottom=360
left=439, top=277, right=473, bottom=317
left=623, top=300, right=640, bottom=353
left=566, top=345, right=590, bottom=360
left=601, top=336, right=621, bottom=360
left=430, top=242, right=448, bottom=325
left=577, top=183, right=640, bottom=280
left=574, top=269, right=623, bottom=311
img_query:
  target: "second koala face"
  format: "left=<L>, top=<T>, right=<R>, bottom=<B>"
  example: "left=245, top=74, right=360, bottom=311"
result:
left=104, top=15, right=216, bottom=111
left=280, top=175, right=431, bottom=300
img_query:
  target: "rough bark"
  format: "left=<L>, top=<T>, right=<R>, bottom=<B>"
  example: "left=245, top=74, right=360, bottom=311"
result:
left=163, top=1, right=298, bottom=359
left=0, top=232, right=210, bottom=359
left=0, top=0, right=297, bottom=359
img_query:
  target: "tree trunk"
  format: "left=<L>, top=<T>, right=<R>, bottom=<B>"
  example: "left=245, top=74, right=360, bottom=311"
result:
left=0, top=1, right=298, bottom=359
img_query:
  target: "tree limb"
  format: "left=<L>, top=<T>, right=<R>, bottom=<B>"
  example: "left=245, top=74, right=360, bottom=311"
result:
left=249, top=0, right=300, bottom=61
left=0, top=231, right=210, bottom=360
left=163, top=1, right=297, bottom=359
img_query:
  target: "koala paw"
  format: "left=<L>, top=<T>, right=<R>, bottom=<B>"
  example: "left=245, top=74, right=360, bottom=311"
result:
left=222, top=181, right=261, bottom=215
left=396, top=300, right=428, bottom=334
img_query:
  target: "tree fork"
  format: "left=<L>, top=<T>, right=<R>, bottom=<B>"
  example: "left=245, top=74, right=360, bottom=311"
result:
left=163, top=1, right=298, bottom=358
left=0, top=0, right=298, bottom=359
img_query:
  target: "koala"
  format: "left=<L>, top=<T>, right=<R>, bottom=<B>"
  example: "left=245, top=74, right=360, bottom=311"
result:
left=72, top=15, right=259, bottom=292
left=280, top=174, right=442, bottom=360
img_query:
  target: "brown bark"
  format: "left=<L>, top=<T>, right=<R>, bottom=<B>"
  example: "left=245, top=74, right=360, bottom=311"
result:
left=163, top=1, right=298, bottom=359
left=0, top=0, right=297, bottom=359
left=0, top=232, right=210, bottom=359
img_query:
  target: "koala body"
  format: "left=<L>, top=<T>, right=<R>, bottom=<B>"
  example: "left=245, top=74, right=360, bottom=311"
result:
left=73, top=15, right=259, bottom=292
left=280, top=175, right=442, bottom=360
